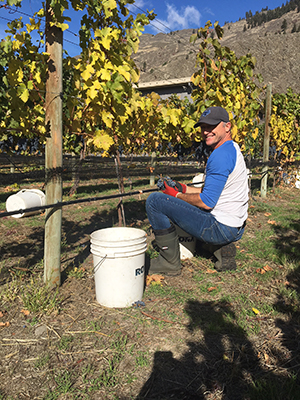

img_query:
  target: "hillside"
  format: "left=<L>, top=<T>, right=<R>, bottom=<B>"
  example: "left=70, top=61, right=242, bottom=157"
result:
left=133, top=9, right=300, bottom=94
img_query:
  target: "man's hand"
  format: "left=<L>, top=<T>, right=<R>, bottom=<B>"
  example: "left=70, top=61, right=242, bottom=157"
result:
left=173, top=180, right=187, bottom=193
left=162, top=181, right=180, bottom=197
left=157, top=176, right=187, bottom=193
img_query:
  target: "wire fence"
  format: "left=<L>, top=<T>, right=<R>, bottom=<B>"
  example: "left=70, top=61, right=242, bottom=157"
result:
left=1, top=153, right=300, bottom=219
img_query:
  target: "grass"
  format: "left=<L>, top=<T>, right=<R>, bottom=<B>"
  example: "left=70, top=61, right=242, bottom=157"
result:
left=1, top=172, right=300, bottom=399
left=20, top=276, right=61, bottom=314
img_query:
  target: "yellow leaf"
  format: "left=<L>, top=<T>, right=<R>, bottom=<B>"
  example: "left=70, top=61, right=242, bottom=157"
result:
left=211, top=59, right=218, bottom=71
left=93, top=130, right=114, bottom=151
left=252, top=127, right=259, bottom=140
left=117, top=65, right=131, bottom=82
left=102, top=111, right=113, bottom=128
left=17, top=68, right=24, bottom=83
left=20, top=88, right=29, bottom=103
left=87, top=86, right=98, bottom=100
left=231, top=124, right=238, bottom=139
left=100, top=69, right=111, bottom=81
left=81, top=65, right=94, bottom=81
left=101, top=35, right=112, bottom=50
left=252, top=307, right=260, bottom=315
left=146, top=274, right=165, bottom=286
left=34, top=70, right=41, bottom=84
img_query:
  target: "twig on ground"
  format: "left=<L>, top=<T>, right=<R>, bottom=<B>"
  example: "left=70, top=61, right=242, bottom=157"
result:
left=139, top=310, right=175, bottom=324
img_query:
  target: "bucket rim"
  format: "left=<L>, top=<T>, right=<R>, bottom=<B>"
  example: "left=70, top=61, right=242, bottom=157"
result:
left=90, top=226, right=146, bottom=242
left=91, top=243, right=147, bottom=259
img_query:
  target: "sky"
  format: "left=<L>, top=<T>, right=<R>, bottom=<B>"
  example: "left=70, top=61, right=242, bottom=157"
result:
left=0, top=0, right=287, bottom=56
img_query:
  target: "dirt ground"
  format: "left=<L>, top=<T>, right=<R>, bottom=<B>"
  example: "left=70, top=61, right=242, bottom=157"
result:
left=1, top=171, right=300, bottom=399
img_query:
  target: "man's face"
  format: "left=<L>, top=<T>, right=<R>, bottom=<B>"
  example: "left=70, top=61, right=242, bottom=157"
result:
left=200, top=121, right=231, bottom=149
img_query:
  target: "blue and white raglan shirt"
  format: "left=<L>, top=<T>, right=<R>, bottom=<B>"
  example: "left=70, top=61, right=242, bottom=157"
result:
left=200, top=141, right=248, bottom=228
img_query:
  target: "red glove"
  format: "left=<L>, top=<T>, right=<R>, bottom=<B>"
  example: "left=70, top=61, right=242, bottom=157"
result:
left=174, top=180, right=187, bottom=193
left=162, top=181, right=181, bottom=197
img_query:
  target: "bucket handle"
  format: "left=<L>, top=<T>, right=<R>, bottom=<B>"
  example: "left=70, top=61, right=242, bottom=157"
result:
left=93, top=254, right=107, bottom=275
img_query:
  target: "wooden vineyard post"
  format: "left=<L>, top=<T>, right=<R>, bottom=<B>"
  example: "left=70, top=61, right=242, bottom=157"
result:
left=115, top=151, right=126, bottom=227
left=150, top=151, right=156, bottom=186
left=44, top=1, right=63, bottom=288
left=261, top=83, right=272, bottom=198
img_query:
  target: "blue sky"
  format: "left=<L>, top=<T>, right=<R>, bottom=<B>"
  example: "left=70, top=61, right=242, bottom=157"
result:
left=0, top=0, right=287, bottom=56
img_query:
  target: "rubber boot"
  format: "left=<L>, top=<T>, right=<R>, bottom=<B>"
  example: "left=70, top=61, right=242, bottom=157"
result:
left=149, top=225, right=181, bottom=276
left=199, top=242, right=237, bottom=271
left=213, top=242, right=237, bottom=271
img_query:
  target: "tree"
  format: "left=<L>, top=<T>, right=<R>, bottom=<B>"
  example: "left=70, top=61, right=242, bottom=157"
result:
left=270, top=88, right=300, bottom=159
left=0, top=0, right=155, bottom=156
left=0, top=0, right=155, bottom=287
left=190, top=21, right=262, bottom=154
left=281, top=18, right=287, bottom=33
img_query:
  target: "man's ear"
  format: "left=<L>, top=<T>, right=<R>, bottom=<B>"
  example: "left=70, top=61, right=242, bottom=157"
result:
left=225, top=122, right=231, bottom=133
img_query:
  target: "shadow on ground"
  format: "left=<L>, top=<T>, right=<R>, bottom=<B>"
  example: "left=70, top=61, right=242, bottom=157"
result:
left=136, top=299, right=300, bottom=400
left=0, top=198, right=148, bottom=284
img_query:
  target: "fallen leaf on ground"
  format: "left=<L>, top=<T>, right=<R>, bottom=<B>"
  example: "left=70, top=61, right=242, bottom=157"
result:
left=206, top=268, right=217, bottom=274
left=252, top=307, right=260, bottom=315
left=256, top=268, right=266, bottom=274
left=21, top=309, right=30, bottom=316
left=263, top=265, right=273, bottom=271
left=0, top=311, right=4, bottom=318
left=0, top=321, right=10, bottom=327
left=267, top=220, right=277, bottom=225
left=264, top=213, right=272, bottom=216
left=207, top=286, right=217, bottom=292
left=146, top=274, right=165, bottom=286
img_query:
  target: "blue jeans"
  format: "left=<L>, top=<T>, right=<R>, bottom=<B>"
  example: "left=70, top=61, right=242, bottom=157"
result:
left=146, top=192, right=245, bottom=246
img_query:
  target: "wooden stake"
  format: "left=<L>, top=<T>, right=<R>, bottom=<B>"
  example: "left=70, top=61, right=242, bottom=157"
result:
left=44, top=2, right=63, bottom=288
left=261, top=83, right=272, bottom=198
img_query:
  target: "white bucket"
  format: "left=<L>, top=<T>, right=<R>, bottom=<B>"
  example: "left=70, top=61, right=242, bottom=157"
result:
left=6, top=189, right=45, bottom=218
left=90, top=227, right=147, bottom=308
left=193, top=173, right=205, bottom=188
left=175, top=225, right=196, bottom=260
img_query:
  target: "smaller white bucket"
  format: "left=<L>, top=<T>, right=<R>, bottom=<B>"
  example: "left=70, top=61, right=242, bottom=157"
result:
left=6, top=189, right=45, bottom=218
left=90, top=227, right=147, bottom=308
left=193, top=173, right=205, bottom=188
left=175, top=225, right=196, bottom=260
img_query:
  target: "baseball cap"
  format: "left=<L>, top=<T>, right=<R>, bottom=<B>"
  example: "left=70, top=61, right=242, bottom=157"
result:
left=194, top=106, right=229, bottom=128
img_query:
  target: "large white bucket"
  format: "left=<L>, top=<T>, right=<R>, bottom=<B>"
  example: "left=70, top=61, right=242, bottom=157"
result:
left=175, top=225, right=196, bottom=260
left=193, top=173, right=205, bottom=188
left=90, top=227, right=147, bottom=308
left=6, top=189, right=45, bottom=218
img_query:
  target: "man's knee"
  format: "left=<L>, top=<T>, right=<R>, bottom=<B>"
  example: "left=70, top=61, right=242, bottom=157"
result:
left=146, top=192, right=164, bottom=212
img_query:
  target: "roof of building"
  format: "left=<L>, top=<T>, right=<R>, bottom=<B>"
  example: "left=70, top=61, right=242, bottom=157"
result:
left=135, top=77, right=192, bottom=90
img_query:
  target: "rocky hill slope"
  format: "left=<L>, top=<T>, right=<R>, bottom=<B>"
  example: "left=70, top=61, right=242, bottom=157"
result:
left=133, top=9, right=300, bottom=94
